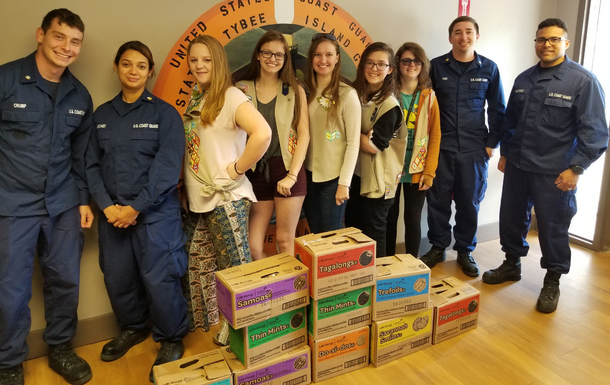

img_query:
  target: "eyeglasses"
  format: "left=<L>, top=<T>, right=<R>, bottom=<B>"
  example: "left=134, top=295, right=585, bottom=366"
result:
left=365, top=61, right=390, bottom=70
left=259, top=50, right=286, bottom=61
left=312, top=33, right=337, bottom=42
left=534, top=37, right=567, bottom=46
left=400, top=58, right=423, bottom=67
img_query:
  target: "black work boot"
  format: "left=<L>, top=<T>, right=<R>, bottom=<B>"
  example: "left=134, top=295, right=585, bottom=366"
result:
left=48, top=343, right=92, bottom=385
left=100, top=329, right=149, bottom=362
left=149, top=340, right=184, bottom=382
left=419, top=246, right=446, bottom=268
left=482, top=256, right=521, bottom=284
left=0, top=364, right=24, bottom=385
left=457, top=252, right=480, bottom=277
left=536, top=271, right=561, bottom=313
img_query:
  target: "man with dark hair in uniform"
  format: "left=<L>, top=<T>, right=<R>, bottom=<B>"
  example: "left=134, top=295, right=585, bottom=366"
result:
left=421, top=16, right=505, bottom=277
left=0, top=8, right=94, bottom=385
left=483, top=18, right=608, bottom=313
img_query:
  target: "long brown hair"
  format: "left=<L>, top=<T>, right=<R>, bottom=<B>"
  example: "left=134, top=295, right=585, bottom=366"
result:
left=305, top=36, right=342, bottom=119
left=187, top=35, right=233, bottom=126
left=353, top=42, right=395, bottom=104
left=240, top=30, right=302, bottom=131
left=394, top=42, right=431, bottom=95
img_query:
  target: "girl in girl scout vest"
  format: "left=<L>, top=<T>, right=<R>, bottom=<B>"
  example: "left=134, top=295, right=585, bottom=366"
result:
left=182, top=35, right=271, bottom=345
left=386, top=42, right=441, bottom=257
left=236, top=31, right=309, bottom=261
left=303, top=33, right=361, bottom=233
left=345, top=42, right=407, bottom=258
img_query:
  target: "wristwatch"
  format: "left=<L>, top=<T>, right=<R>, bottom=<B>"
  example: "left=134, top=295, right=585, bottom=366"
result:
left=569, top=165, right=585, bottom=175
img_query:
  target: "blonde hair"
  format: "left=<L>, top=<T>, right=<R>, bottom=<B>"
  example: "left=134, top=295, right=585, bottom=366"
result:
left=187, top=35, right=233, bottom=125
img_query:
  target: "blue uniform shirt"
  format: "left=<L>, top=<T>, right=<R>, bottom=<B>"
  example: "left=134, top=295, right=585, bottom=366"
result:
left=500, top=56, right=608, bottom=175
left=0, top=53, right=93, bottom=217
left=86, top=89, right=185, bottom=224
left=430, top=51, right=506, bottom=152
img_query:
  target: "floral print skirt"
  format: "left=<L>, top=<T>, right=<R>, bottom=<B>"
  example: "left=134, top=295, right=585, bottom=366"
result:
left=181, top=198, right=252, bottom=332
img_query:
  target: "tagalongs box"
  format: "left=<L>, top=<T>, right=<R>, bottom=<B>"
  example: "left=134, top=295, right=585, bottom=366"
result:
left=294, top=227, right=376, bottom=300
left=216, top=253, right=310, bottom=329
left=430, top=277, right=480, bottom=344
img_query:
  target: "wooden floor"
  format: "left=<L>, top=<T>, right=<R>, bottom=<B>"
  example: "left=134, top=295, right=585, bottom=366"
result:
left=23, top=232, right=610, bottom=385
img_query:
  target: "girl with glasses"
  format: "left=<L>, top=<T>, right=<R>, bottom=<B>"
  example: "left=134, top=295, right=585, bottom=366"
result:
left=386, top=42, right=441, bottom=257
left=236, top=30, right=309, bottom=261
left=182, top=35, right=271, bottom=345
left=345, top=42, right=406, bottom=258
left=303, top=33, right=361, bottom=233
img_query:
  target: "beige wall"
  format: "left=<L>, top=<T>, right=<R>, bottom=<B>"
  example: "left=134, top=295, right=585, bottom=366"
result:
left=0, top=0, right=563, bottom=332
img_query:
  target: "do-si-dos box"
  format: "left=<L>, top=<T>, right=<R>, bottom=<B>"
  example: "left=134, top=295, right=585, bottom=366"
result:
left=153, top=348, right=232, bottom=385
left=220, top=345, right=311, bottom=385
left=373, top=254, right=430, bottom=321
left=370, top=308, right=433, bottom=367
left=308, top=286, right=372, bottom=340
left=229, top=306, right=307, bottom=368
left=430, top=277, right=480, bottom=344
left=215, top=253, right=309, bottom=329
left=308, top=326, right=369, bottom=383
left=294, top=227, right=376, bottom=300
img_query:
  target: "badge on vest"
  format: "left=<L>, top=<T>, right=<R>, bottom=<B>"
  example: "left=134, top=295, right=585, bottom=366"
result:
left=325, top=130, right=341, bottom=141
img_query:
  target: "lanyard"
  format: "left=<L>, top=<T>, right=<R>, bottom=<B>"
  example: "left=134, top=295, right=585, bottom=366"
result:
left=401, top=90, right=419, bottom=124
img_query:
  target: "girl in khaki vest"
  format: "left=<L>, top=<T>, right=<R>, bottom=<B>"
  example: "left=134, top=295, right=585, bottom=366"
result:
left=236, top=31, right=309, bottom=260
left=345, top=42, right=407, bottom=258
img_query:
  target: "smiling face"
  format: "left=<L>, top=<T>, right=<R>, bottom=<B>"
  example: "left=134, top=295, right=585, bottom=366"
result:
left=188, top=43, right=213, bottom=88
left=449, top=21, right=479, bottom=56
left=399, top=50, right=422, bottom=83
left=35, top=17, right=83, bottom=76
left=114, top=49, right=152, bottom=94
left=257, top=40, right=285, bottom=76
left=364, top=50, right=392, bottom=91
left=312, top=40, right=339, bottom=78
left=536, top=26, right=569, bottom=68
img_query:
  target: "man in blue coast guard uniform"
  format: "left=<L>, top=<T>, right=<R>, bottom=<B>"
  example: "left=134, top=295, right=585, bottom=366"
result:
left=0, top=9, right=94, bottom=385
left=482, top=18, right=608, bottom=313
left=421, top=16, right=505, bottom=277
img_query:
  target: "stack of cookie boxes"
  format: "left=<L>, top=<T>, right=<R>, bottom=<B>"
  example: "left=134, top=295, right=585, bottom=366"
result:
left=294, top=228, right=376, bottom=382
left=369, top=254, right=433, bottom=367
left=214, top=253, right=313, bottom=385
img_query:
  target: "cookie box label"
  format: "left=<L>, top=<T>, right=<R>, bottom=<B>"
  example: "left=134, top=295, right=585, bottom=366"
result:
left=376, top=273, right=429, bottom=302
left=437, top=294, right=480, bottom=326
left=316, top=287, right=371, bottom=320
left=234, top=274, right=308, bottom=310
left=235, top=353, right=309, bottom=385
left=316, top=328, right=368, bottom=363
left=316, top=246, right=374, bottom=279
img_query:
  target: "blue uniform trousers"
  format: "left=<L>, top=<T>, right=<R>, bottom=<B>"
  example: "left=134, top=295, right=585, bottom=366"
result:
left=0, top=206, right=82, bottom=368
left=500, top=162, right=576, bottom=274
left=426, top=149, right=488, bottom=252
left=98, top=210, right=188, bottom=342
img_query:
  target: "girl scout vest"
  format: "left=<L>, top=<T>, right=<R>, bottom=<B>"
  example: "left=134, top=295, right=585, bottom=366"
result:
left=360, top=95, right=407, bottom=199
left=407, top=89, right=435, bottom=174
left=236, top=80, right=298, bottom=171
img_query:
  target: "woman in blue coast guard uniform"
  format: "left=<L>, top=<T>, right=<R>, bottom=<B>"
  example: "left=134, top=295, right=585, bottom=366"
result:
left=86, top=41, right=188, bottom=382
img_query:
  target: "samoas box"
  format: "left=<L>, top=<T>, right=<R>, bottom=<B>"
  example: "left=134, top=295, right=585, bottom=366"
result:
left=215, top=253, right=309, bottom=329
